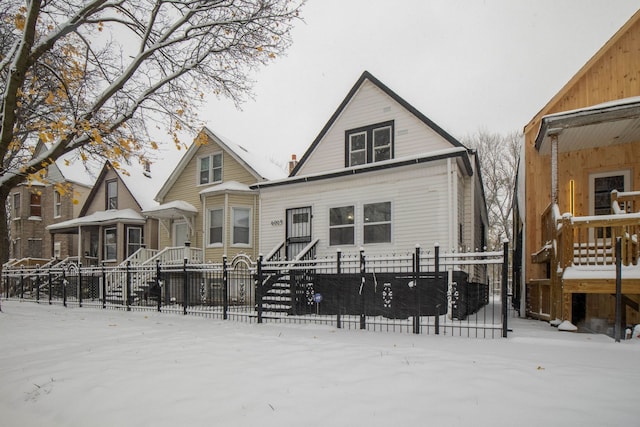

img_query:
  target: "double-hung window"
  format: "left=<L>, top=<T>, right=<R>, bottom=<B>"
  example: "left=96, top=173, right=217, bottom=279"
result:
left=363, top=202, right=392, bottom=244
left=199, top=153, right=223, bottom=185
left=127, top=227, right=143, bottom=257
left=345, top=121, right=394, bottom=167
left=208, top=208, right=224, bottom=246
left=106, top=180, right=117, bottom=209
left=232, top=207, right=251, bottom=246
left=12, top=193, right=20, bottom=218
left=329, top=206, right=355, bottom=246
left=104, top=228, right=117, bottom=260
left=53, top=190, right=62, bottom=218
left=30, top=193, right=42, bottom=217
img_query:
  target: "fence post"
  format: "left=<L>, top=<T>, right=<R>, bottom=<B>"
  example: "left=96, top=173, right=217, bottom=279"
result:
left=20, top=269, right=24, bottom=299
left=502, top=240, right=509, bottom=338
left=78, top=263, right=83, bottom=308
left=156, top=259, right=162, bottom=313
left=413, top=245, right=421, bottom=334
left=101, top=262, right=106, bottom=309
left=35, top=274, right=40, bottom=303
left=62, top=269, right=67, bottom=307
left=126, top=261, right=131, bottom=311
left=434, top=244, right=440, bottom=335
left=359, top=248, right=366, bottom=330
left=183, top=257, right=188, bottom=315
left=615, top=237, right=622, bottom=342
left=223, top=256, right=228, bottom=320
left=257, top=255, right=263, bottom=324
left=48, top=270, right=52, bottom=305
left=336, top=249, right=342, bottom=329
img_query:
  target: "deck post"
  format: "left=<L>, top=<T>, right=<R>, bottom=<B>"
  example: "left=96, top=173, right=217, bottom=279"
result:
left=615, top=237, right=623, bottom=342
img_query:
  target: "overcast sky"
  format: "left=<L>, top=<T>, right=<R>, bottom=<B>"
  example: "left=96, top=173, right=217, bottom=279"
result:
left=198, top=1, right=639, bottom=166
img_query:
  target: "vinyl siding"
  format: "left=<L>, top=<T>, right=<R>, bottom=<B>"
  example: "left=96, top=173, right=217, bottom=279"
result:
left=259, top=161, right=456, bottom=258
left=297, top=80, right=454, bottom=176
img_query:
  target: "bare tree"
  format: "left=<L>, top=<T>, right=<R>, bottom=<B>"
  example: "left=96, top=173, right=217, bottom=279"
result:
left=463, top=129, right=521, bottom=248
left=0, top=0, right=304, bottom=265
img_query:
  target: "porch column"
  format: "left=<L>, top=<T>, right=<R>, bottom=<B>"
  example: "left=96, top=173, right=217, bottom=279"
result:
left=550, top=132, right=559, bottom=205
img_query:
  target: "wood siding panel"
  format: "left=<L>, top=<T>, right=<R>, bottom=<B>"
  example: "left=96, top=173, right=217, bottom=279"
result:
left=297, top=80, right=454, bottom=176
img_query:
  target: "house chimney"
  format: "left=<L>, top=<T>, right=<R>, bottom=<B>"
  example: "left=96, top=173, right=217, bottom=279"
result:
left=288, top=154, right=298, bottom=174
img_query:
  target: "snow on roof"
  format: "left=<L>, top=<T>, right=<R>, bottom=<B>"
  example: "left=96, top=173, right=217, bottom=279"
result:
left=542, top=96, right=640, bottom=120
left=143, top=200, right=198, bottom=215
left=117, top=147, right=186, bottom=211
left=198, top=180, right=254, bottom=196
left=54, top=152, right=100, bottom=187
left=211, top=130, right=287, bottom=181
left=47, top=208, right=145, bottom=231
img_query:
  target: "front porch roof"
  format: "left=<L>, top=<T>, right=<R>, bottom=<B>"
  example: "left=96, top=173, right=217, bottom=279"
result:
left=47, top=208, right=146, bottom=234
left=535, top=96, right=640, bottom=155
left=142, top=200, right=198, bottom=220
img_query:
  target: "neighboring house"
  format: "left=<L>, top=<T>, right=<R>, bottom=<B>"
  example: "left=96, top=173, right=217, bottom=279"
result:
left=8, top=143, right=93, bottom=265
left=146, top=127, right=286, bottom=263
left=514, top=10, right=640, bottom=330
left=47, top=158, right=169, bottom=266
left=254, top=71, right=488, bottom=264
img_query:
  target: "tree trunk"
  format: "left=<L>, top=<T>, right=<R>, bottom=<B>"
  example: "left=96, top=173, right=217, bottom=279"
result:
left=0, top=188, right=10, bottom=273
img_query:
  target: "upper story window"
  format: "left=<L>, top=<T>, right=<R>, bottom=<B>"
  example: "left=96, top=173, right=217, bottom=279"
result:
left=199, top=152, right=223, bottom=185
left=106, top=179, right=118, bottom=209
left=12, top=193, right=20, bottom=218
left=53, top=190, right=62, bottom=218
left=345, top=121, right=394, bottom=167
left=30, top=193, right=42, bottom=217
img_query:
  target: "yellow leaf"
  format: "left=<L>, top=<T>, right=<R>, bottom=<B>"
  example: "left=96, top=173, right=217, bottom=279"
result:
left=150, top=141, right=158, bottom=150
left=14, top=14, right=25, bottom=31
left=45, top=92, right=55, bottom=105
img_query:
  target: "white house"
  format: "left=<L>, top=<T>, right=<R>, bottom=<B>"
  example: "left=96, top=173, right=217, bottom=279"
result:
left=253, top=71, right=488, bottom=261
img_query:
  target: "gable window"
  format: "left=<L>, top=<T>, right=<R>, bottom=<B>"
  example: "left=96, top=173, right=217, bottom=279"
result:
left=345, top=121, right=394, bottom=167
left=12, top=193, right=20, bottom=218
left=232, top=207, right=251, bottom=246
left=208, top=208, right=224, bottom=246
left=329, top=206, right=355, bottom=246
left=30, top=193, right=42, bottom=217
left=104, top=228, right=117, bottom=260
left=363, top=202, right=392, bottom=244
left=53, top=190, right=62, bottom=218
left=106, top=180, right=118, bottom=209
left=199, top=153, right=223, bottom=185
left=127, top=227, right=143, bottom=257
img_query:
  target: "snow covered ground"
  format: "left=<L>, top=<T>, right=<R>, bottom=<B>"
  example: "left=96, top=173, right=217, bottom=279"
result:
left=1, top=300, right=638, bottom=427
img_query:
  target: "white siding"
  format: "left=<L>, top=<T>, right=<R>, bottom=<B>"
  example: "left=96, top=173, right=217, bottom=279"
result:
left=297, top=80, right=454, bottom=176
left=259, top=161, right=456, bottom=258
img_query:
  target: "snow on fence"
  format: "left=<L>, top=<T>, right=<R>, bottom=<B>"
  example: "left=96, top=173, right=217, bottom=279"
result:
left=1, top=244, right=511, bottom=338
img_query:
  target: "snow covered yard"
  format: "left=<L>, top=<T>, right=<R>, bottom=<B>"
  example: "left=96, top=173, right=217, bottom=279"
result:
left=1, top=300, right=638, bottom=427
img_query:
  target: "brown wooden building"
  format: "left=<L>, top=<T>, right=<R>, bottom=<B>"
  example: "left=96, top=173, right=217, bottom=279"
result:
left=515, top=9, right=640, bottom=331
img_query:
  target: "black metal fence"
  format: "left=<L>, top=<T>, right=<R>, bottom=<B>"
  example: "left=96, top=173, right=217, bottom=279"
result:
left=1, top=244, right=510, bottom=338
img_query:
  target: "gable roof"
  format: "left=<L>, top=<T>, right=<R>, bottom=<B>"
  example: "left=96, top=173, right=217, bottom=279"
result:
left=155, top=127, right=286, bottom=202
left=289, top=71, right=465, bottom=176
left=32, top=141, right=97, bottom=188
left=525, top=9, right=640, bottom=133
left=79, top=159, right=169, bottom=216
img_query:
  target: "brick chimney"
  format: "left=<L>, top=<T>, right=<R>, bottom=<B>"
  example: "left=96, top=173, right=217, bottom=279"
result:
left=288, top=154, right=298, bottom=174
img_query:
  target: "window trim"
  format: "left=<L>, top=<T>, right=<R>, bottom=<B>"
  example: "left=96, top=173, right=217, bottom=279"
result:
left=106, top=179, right=118, bottom=210
left=104, top=227, right=117, bottom=261
left=12, top=192, right=21, bottom=219
left=126, top=226, right=143, bottom=257
left=197, top=152, right=223, bottom=186
left=29, top=192, right=42, bottom=218
left=363, top=201, right=392, bottom=245
left=345, top=121, right=394, bottom=167
left=53, top=190, right=62, bottom=218
left=329, top=205, right=355, bottom=247
left=207, top=207, right=224, bottom=247
left=231, top=206, right=252, bottom=247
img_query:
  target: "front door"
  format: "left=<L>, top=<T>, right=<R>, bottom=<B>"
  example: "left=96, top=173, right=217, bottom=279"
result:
left=286, top=207, right=312, bottom=260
